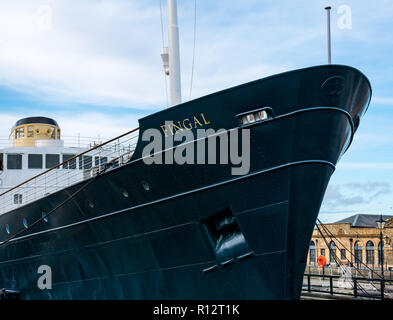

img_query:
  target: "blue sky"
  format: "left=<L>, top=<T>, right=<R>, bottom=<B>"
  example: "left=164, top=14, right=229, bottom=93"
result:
left=0, top=0, right=392, bottom=222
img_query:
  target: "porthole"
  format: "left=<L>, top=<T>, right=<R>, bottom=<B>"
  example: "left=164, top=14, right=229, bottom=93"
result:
left=87, top=200, right=95, bottom=208
left=121, top=189, right=129, bottom=198
left=23, top=218, right=28, bottom=228
left=141, top=181, right=150, bottom=191
left=5, top=224, right=10, bottom=234
left=42, top=211, right=48, bottom=222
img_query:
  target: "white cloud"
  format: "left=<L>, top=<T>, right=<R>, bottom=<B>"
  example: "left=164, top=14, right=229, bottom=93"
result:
left=338, top=162, right=393, bottom=170
left=372, top=97, right=393, bottom=105
left=321, top=181, right=391, bottom=212
left=0, top=0, right=336, bottom=109
left=0, top=0, right=167, bottom=108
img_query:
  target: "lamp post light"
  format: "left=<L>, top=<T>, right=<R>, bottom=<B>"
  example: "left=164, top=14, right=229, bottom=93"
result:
left=376, top=214, right=386, bottom=299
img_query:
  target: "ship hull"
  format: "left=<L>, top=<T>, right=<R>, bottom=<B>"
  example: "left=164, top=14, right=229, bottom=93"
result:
left=0, top=65, right=371, bottom=299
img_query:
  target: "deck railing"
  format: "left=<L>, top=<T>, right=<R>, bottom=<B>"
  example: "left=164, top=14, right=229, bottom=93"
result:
left=0, top=128, right=139, bottom=215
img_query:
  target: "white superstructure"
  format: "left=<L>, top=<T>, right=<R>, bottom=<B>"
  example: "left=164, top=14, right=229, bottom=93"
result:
left=0, top=117, right=136, bottom=214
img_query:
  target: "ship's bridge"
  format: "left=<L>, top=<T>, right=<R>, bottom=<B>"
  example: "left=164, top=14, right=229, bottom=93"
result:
left=9, top=116, right=62, bottom=148
left=0, top=117, right=138, bottom=215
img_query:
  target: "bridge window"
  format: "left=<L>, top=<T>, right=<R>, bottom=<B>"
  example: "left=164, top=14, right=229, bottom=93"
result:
left=13, top=194, right=22, bottom=204
left=15, top=127, right=25, bottom=138
left=50, top=126, right=56, bottom=139
left=63, top=154, right=76, bottom=169
left=366, top=241, right=374, bottom=264
left=95, top=156, right=108, bottom=169
left=78, top=155, right=92, bottom=169
left=7, top=154, right=22, bottom=169
left=83, top=156, right=92, bottom=169
left=46, top=154, right=60, bottom=169
left=28, top=154, right=43, bottom=169
left=27, top=126, right=34, bottom=137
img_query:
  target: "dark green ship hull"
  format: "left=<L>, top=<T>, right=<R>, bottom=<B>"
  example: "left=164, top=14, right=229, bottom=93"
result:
left=0, top=65, right=371, bottom=299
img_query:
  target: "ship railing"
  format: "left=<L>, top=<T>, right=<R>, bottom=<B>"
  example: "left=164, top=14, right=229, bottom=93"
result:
left=0, top=128, right=139, bottom=215
left=0, top=135, right=112, bottom=149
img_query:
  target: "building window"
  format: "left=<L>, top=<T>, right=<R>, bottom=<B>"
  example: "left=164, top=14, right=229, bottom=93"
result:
left=7, top=154, right=22, bottom=169
left=28, top=154, right=43, bottom=169
left=354, top=241, right=362, bottom=264
left=309, top=241, right=316, bottom=263
left=329, top=241, right=337, bottom=264
left=341, top=249, right=346, bottom=260
left=321, top=249, right=325, bottom=257
left=366, top=241, right=374, bottom=265
left=63, top=154, right=76, bottom=169
left=0, top=153, right=3, bottom=171
left=378, top=241, right=383, bottom=265
left=46, top=154, right=60, bottom=169
left=13, top=194, right=22, bottom=204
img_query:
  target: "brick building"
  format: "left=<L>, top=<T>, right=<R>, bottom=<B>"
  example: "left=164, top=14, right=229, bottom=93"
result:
left=308, top=214, right=393, bottom=269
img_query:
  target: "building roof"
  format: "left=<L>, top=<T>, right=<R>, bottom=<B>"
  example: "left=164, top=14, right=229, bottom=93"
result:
left=335, top=214, right=393, bottom=228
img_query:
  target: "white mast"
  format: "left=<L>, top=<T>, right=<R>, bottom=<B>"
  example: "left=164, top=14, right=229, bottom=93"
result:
left=168, top=0, right=182, bottom=106
left=325, top=6, right=332, bottom=64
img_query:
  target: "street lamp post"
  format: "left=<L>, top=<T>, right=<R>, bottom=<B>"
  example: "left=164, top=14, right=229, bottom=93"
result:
left=376, top=214, right=386, bottom=299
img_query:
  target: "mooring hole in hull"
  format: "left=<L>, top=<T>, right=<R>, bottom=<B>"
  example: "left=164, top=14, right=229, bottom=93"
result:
left=201, top=207, right=251, bottom=262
